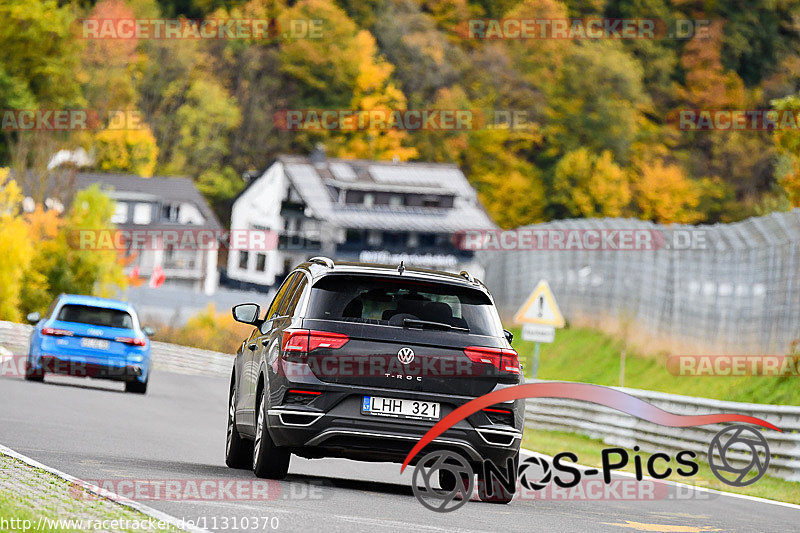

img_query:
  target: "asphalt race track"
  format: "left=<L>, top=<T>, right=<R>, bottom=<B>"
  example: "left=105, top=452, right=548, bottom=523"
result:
left=1, top=370, right=798, bottom=532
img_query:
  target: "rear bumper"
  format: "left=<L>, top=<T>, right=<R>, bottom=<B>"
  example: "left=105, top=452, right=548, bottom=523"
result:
left=266, top=390, right=522, bottom=467
left=30, top=353, right=148, bottom=382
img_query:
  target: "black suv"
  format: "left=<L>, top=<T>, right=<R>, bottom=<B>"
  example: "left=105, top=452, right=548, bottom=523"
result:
left=225, top=258, right=523, bottom=498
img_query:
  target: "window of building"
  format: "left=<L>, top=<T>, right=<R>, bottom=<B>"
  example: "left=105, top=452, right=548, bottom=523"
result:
left=239, top=250, right=249, bottom=270
left=345, top=229, right=364, bottom=245
left=255, top=253, right=266, bottom=272
left=389, top=195, right=403, bottom=207
left=161, top=203, right=181, bottom=222
left=132, top=203, right=152, bottom=224
left=422, top=196, right=440, bottom=208
left=420, top=233, right=437, bottom=247
left=112, top=202, right=128, bottom=224
left=382, top=232, right=404, bottom=247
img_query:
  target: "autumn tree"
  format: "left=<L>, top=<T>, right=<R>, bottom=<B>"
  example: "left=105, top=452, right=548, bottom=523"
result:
left=550, top=148, right=631, bottom=218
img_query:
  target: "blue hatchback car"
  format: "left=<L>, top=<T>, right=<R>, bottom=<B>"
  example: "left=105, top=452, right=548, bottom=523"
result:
left=26, top=294, right=153, bottom=393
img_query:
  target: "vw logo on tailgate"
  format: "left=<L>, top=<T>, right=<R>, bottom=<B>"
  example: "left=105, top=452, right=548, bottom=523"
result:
left=397, top=347, right=415, bottom=365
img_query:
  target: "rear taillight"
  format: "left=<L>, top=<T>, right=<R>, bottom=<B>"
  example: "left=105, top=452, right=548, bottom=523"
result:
left=41, top=327, right=73, bottom=337
left=464, top=346, right=520, bottom=374
left=281, top=329, right=349, bottom=353
left=116, top=336, right=146, bottom=346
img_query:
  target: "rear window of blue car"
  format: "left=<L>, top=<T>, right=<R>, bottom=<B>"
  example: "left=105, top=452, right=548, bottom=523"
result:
left=56, top=305, right=134, bottom=329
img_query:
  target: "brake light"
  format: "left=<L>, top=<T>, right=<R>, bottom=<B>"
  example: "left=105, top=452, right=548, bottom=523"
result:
left=464, top=346, right=520, bottom=374
left=116, top=336, right=146, bottom=347
left=281, top=330, right=349, bottom=353
left=308, top=331, right=349, bottom=350
left=464, top=346, right=502, bottom=366
left=288, top=389, right=321, bottom=395
left=41, top=327, right=73, bottom=337
left=482, top=408, right=512, bottom=414
left=501, top=348, right=520, bottom=373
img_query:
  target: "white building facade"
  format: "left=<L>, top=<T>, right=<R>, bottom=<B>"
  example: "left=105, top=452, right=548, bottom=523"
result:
left=225, top=152, right=496, bottom=289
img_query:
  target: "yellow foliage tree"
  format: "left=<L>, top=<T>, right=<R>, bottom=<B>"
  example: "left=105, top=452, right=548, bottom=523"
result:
left=551, top=149, right=631, bottom=218
left=0, top=169, right=34, bottom=321
left=94, top=123, right=159, bottom=177
left=631, top=158, right=703, bottom=224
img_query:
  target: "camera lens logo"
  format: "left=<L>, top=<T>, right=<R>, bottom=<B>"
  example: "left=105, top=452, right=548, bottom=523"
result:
left=411, top=450, right=474, bottom=512
left=397, top=347, right=415, bottom=365
left=517, top=455, right=552, bottom=490
left=708, top=425, right=770, bottom=487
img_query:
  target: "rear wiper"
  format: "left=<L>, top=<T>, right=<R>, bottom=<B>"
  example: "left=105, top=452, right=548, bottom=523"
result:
left=402, top=319, right=469, bottom=333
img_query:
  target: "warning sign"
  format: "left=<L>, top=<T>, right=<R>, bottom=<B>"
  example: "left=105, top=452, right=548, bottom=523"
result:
left=514, top=280, right=565, bottom=328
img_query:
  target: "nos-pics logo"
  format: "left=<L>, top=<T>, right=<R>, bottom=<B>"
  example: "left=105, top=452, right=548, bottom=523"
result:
left=412, top=424, right=771, bottom=512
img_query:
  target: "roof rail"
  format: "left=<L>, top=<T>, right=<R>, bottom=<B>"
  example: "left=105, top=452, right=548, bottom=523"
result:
left=308, top=256, right=335, bottom=268
left=459, top=270, right=475, bottom=283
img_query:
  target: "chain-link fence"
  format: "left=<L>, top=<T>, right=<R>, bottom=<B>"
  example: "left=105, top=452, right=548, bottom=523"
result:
left=478, top=210, right=800, bottom=355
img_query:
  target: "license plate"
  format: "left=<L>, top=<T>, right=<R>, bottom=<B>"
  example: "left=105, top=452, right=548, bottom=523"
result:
left=81, top=338, right=110, bottom=350
left=361, top=396, right=440, bottom=420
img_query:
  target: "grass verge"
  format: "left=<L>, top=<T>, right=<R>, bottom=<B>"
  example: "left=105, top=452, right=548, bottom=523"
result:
left=510, top=326, right=800, bottom=405
left=0, top=453, right=181, bottom=533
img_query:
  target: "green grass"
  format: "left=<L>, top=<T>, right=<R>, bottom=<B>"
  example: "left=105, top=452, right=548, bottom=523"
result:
left=522, top=428, right=800, bottom=504
left=510, top=326, right=800, bottom=405
left=0, top=454, right=180, bottom=533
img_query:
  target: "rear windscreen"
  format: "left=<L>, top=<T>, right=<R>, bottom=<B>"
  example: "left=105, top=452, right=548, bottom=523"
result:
left=306, top=275, right=504, bottom=337
left=56, top=304, right=134, bottom=329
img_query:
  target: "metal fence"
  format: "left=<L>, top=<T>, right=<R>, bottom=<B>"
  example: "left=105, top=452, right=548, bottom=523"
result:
left=479, top=210, right=800, bottom=355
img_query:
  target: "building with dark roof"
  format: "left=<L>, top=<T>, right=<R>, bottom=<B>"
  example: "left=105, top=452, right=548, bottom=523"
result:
left=21, top=172, right=222, bottom=295
left=225, top=150, right=496, bottom=289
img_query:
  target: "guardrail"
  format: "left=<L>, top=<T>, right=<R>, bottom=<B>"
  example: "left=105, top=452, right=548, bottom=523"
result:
left=0, top=320, right=231, bottom=378
left=525, top=384, right=800, bottom=482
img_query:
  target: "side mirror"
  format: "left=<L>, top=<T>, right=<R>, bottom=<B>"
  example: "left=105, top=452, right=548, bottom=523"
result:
left=232, top=303, right=261, bottom=325
left=503, top=329, right=514, bottom=344
left=142, top=326, right=155, bottom=337
left=26, top=312, right=41, bottom=324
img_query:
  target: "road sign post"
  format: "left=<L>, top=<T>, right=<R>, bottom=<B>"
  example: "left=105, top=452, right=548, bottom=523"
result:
left=514, top=280, right=564, bottom=379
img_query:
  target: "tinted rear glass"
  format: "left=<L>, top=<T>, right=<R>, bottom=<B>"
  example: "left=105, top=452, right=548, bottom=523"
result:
left=306, top=275, right=504, bottom=337
left=56, top=304, right=134, bottom=329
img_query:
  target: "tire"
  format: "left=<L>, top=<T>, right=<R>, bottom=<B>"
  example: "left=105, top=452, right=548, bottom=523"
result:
left=125, top=377, right=148, bottom=394
left=477, top=452, right=518, bottom=504
left=439, top=470, right=471, bottom=493
left=24, top=358, right=44, bottom=382
left=252, top=390, right=290, bottom=479
left=225, top=384, right=253, bottom=469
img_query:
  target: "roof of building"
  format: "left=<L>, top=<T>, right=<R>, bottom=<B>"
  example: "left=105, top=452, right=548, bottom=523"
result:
left=74, top=173, right=221, bottom=229
left=262, top=154, right=496, bottom=232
